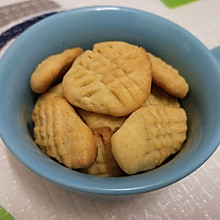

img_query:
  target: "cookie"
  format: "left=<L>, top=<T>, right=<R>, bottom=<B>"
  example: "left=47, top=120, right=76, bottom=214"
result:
left=111, top=105, right=187, bottom=175
left=31, top=47, right=83, bottom=93
left=148, top=53, right=189, bottom=98
left=33, top=96, right=97, bottom=169
left=62, top=41, right=152, bottom=117
left=32, top=83, right=63, bottom=122
left=143, top=84, right=180, bottom=107
left=83, top=127, right=123, bottom=177
left=76, top=108, right=127, bottom=132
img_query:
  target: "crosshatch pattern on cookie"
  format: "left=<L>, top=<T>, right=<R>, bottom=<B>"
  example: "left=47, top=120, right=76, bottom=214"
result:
left=111, top=105, right=187, bottom=175
left=62, top=41, right=152, bottom=116
left=33, top=97, right=97, bottom=169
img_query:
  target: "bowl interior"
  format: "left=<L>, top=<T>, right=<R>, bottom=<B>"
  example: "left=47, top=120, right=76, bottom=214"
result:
left=0, top=6, right=220, bottom=195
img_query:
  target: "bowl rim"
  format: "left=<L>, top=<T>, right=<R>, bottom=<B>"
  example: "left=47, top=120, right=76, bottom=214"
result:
left=0, top=5, right=220, bottom=196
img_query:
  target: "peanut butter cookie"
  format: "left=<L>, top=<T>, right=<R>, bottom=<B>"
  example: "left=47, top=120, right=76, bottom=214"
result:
left=31, top=47, right=83, bottom=93
left=111, top=105, right=187, bottom=175
left=62, top=41, right=152, bottom=116
left=33, top=97, right=97, bottom=169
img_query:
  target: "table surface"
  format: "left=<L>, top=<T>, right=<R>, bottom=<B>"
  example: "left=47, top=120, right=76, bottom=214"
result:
left=0, top=0, right=220, bottom=219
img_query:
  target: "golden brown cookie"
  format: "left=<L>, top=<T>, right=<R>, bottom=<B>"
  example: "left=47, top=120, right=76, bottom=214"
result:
left=148, top=53, right=189, bottom=98
left=31, top=47, right=83, bottom=93
left=111, top=105, right=187, bottom=175
left=33, top=96, right=97, bottom=169
left=83, top=127, right=123, bottom=177
left=143, top=84, right=180, bottom=107
left=62, top=41, right=152, bottom=117
left=76, top=108, right=127, bottom=132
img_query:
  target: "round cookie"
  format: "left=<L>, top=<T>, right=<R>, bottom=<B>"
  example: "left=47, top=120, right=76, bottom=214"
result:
left=62, top=41, right=152, bottom=117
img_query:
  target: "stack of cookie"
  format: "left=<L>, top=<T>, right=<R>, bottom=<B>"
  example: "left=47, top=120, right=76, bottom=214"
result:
left=30, top=41, right=188, bottom=176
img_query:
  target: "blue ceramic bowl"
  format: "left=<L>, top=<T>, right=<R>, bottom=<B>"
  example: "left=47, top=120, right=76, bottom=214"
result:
left=0, top=6, right=220, bottom=196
